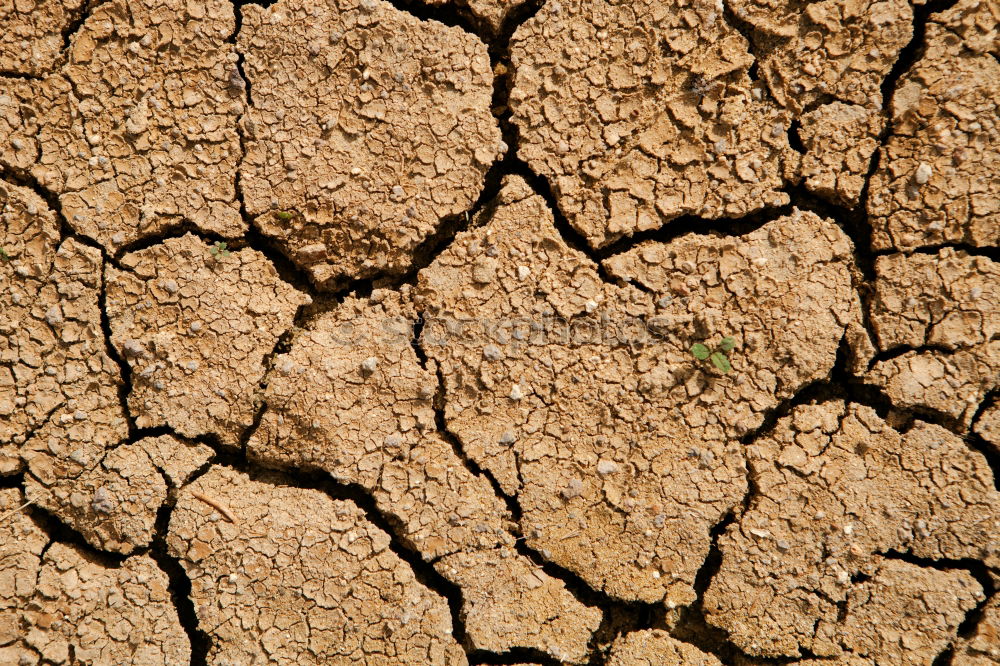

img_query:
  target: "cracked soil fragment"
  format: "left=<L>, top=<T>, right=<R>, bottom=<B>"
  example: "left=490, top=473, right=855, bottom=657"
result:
left=0, top=0, right=84, bottom=76
left=24, top=435, right=212, bottom=555
left=606, top=628, right=721, bottom=665
left=509, top=0, right=796, bottom=249
left=1, top=488, right=190, bottom=665
left=866, top=248, right=999, bottom=426
left=868, top=0, right=1000, bottom=251
left=238, top=0, right=501, bottom=288
left=105, top=233, right=308, bottom=445
left=952, top=595, right=1000, bottom=664
left=704, top=400, right=998, bottom=658
left=0, top=182, right=127, bottom=478
left=167, top=466, right=467, bottom=665
left=1, top=0, right=245, bottom=253
left=249, top=287, right=601, bottom=661
left=414, top=177, right=866, bottom=607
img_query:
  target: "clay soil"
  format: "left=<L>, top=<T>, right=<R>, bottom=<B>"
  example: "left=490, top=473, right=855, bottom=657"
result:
left=1, top=0, right=998, bottom=664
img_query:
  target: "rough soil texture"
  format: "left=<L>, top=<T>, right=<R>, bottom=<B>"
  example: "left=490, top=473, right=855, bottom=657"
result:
left=1, top=0, right=998, bottom=663
left=868, top=0, right=999, bottom=251
left=509, top=0, right=797, bottom=249
left=1, top=0, right=246, bottom=253
left=0, top=182, right=127, bottom=477
left=239, top=0, right=500, bottom=288
left=415, top=177, right=866, bottom=607
left=704, top=401, right=997, bottom=658
left=249, top=287, right=601, bottom=660
left=866, top=248, right=998, bottom=426
left=167, top=466, right=467, bottom=664
left=0, top=0, right=84, bottom=76
left=1, top=489, right=190, bottom=664
left=105, top=233, right=308, bottom=445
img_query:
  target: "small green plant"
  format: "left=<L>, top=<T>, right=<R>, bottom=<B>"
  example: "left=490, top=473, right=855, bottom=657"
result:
left=691, top=336, right=736, bottom=374
left=273, top=210, right=293, bottom=221
left=209, top=241, right=230, bottom=258
left=0, top=248, right=8, bottom=261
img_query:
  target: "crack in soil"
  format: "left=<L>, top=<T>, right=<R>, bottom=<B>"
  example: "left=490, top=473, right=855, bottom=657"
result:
left=4, top=0, right=997, bottom=662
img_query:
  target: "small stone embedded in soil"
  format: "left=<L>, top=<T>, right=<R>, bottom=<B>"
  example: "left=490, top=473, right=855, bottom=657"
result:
left=866, top=249, right=999, bottom=426
left=704, top=400, right=999, bottom=658
left=1, top=0, right=246, bottom=253
left=238, top=0, right=500, bottom=288
left=1, top=489, right=190, bottom=665
left=166, top=466, right=467, bottom=665
left=0, top=183, right=127, bottom=478
left=249, top=288, right=601, bottom=661
left=105, top=234, right=308, bottom=446
left=606, top=629, right=722, bottom=665
left=415, top=176, right=868, bottom=606
left=868, top=0, right=1000, bottom=251
left=509, top=0, right=797, bottom=249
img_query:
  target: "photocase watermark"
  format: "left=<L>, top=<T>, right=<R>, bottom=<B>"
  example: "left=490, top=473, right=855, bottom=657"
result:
left=321, top=312, right=675, bottom=349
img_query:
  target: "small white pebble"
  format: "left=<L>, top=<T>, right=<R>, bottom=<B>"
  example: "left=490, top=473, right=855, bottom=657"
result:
left=585, top=299, right=598, bottom=313
left=516, top=265, right=531, bottom=280
left=190, top=321, right=202, bottom=332
left=509, top=383, right=523, bottom=401
left=482, top=344, right=502, bottom=361
left=914, top=162, right=932, bottom=185
left=596, top=459, right=618, bottom=476
left=361, top=357, right=378, bottom=375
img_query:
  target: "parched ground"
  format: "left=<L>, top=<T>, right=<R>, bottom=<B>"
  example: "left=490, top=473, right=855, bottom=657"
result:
left=1, top=0, right=998, bottom=664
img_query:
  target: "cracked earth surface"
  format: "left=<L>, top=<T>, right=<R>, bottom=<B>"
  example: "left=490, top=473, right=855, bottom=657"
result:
left=0, top=0, right=998, bottom=664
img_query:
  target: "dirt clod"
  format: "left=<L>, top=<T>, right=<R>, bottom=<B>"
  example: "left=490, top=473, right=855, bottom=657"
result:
left=105, top=234, right=308, bottom=445
left=509, top=0, right=797, bottom=249
left=238, top=0, right=500, bottom=288
left=0, top=489, right=190, bottom=665
left=704, top=401, right=999, bottom=658
left=167, top=466, right=467, bottom=664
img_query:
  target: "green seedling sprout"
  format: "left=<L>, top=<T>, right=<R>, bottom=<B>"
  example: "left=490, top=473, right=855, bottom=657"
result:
left=274, top=210, right=293, bottom=221
left=691, top=336, right=736, bottom=374
left=0, top=248, right=8, bottom=261
left=209, top=241, right=230, bottom=258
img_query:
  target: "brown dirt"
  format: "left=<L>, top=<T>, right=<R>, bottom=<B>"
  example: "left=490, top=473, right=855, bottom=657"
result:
left=1, top=0, right=997, bottom=664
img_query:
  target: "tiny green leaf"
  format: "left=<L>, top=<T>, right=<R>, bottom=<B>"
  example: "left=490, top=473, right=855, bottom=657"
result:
left=710, top=352, right=731, bottom=373
left=274, top=210, right=293, bottom=221
left=0, top=248, right=8, bottom=260
left=691, top=343, right=710, bottom=360
left=719, top=336, right=736, bottom=352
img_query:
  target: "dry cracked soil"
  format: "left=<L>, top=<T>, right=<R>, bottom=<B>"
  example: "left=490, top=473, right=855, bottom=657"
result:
left=0, top=0, right=998, bottom=664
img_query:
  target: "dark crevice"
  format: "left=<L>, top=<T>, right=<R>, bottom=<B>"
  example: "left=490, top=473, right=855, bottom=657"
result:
left=202, top=455, right=476, bottom=652
left=668, top=509, right=801, bottom=665
left=149, top=502, right=212, bottom=666
left=786, top=119, right=805, bottom=154
left=23, top=499, right=128, bottom=567
left=875, top=243, right=1000, bottom=262
left=967, top=391, right=1000, bottom=491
